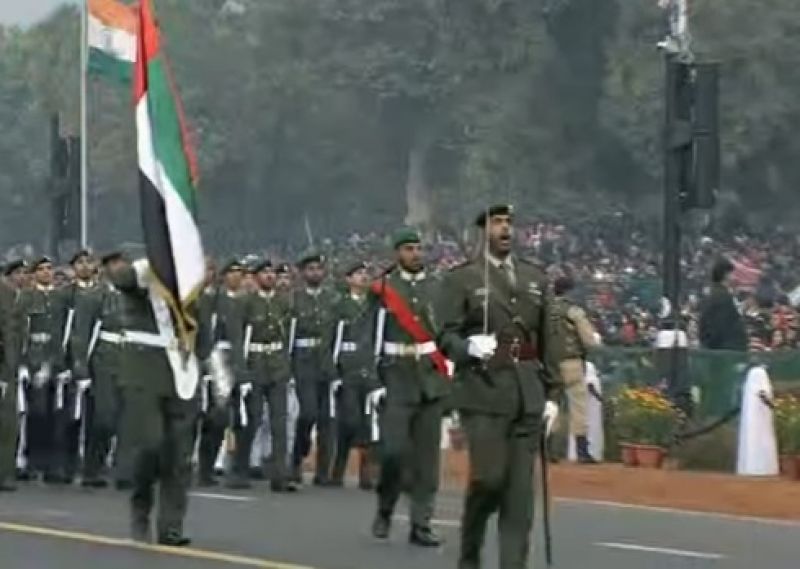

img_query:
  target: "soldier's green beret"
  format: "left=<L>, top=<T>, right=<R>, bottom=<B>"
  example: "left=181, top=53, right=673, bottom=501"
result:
left=32, top=256, right=53, bottom=270
left=345, top=261, right=369, bottom=276
left=70, top=248, right=93, bottom=265
left=3, top=259, right=27, bottom=276
left=101, top=251, right=125, bottom=265
left=221, top=258, right=245, bottom=274
left=251, top=258, right=273, bottom=273
left=392, top=227, right=421, bottom=249
left=475, top=204, right=515, bottom=227
left=297, top=253, right=325, bottom=268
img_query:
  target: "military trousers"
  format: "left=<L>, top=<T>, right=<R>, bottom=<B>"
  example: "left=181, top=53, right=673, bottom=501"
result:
left=292, top=371, right=334, bottom=483
left=26, top=381, right=80, bottom=479
left=459, top=413, right=540, bottom=569
left=331, top=380, right=374, bottom=483
left=122, top=386, right=197, bottom=535
left=0, top=381, right=18, bottom=483
left=376, top=397, right=442, bottom=526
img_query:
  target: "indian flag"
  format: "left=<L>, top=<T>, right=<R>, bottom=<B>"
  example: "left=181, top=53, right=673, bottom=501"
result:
left=88, top=0, right=137, bottom=83
left=135, top=0, right=205, bottom=344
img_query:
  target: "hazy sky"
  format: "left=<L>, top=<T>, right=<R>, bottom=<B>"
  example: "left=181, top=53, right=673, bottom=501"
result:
left=0, top=0, right=77, bottom=26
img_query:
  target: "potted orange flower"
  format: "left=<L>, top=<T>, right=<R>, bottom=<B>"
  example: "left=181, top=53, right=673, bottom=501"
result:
left=774, top=395, right=800, bottom=480
left=614, top=387, right=680, bottom=468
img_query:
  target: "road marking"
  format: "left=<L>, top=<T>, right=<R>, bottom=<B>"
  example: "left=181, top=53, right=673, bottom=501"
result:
left=191, top=492, right=257, bottom=502
left=0, top=521, right=315, bottom=569
left=556, top=497, right=800, bottom=528
left=595, top=541, right=726, bottom=560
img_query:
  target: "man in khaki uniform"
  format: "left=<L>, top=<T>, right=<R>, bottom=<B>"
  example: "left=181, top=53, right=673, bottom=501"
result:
left=553, top=275, right=600, bottom=464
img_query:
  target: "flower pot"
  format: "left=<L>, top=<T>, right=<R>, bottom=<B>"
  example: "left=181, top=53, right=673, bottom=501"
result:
left=619, top=443, right=638, bottom=467
left=634, top=445, right=666, bottom=469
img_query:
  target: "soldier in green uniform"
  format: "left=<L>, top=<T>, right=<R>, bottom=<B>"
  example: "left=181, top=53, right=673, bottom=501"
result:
left=195, top=256, right=229, bottom=487
left=57, top=249, right=101, bottom=482
left=552, top=275, right=600, bottom=464
left=233, top=258, right=294, bottom=492
left=438, top=205, right=562, bottom=569
left=0, top=267, right=21, bottom=491
left=329, top=261, right=380, bottom=489
left=290, top=253, right=338, bottom=486
left=205, top=259, right=249, bottom=489
left=370, top=229, right=448, bottom=547
left=276, top=263, right=293, bottom=295
left=112, top=259, right=209, bottom=546
left=70, top=251, right=130, bottom=487
left=17, top=257, right=68, bottom=483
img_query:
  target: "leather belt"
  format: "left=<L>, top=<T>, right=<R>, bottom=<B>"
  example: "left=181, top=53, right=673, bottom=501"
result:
left=495, top=340, right=538, bottom=363
left=384, top=341, right=436, bottom=357
left=249, top=341, right=283, bottom=354
left=295, top=338, right=321, bottom=348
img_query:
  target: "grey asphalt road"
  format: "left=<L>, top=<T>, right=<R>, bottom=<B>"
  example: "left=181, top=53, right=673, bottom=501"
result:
left=0, top=481, right=798, bottom=569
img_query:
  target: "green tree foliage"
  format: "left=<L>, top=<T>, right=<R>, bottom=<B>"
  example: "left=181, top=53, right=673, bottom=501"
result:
left=0, top=0, right=798, bottom=252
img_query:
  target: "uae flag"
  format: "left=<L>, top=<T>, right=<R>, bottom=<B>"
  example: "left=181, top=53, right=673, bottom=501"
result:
left=88, top=0, right=137, bottom=83
left=134, top=0, right=205, bottom=343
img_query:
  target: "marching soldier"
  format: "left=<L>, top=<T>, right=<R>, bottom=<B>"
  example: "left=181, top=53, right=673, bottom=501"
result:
left=329, top=261, right=380, bottom=489
left=0, top=268, right=20, bottom=491
left=289, top=253, right=338, bottom=487
left=112, top=259, right=210, bottom=546
left=552, top=274, right=600, bottom=464
left=370, top=228, right=449, bottom=547
left=205, top=259, right=248, bottom=489
left=5, top=260, right=29, bottom=293
left=17, top=257, right=68, bottom=483
left=234, top=259, right=294, bottom=492
left=57, top=249, right=101, bottom=483
left=195, top=257, right=228, bottom=487
left=71, top=251, right=130, bottom=488
left=437, top=205, right=562, bottom=569
left=276, top=263, right=293, bottom=294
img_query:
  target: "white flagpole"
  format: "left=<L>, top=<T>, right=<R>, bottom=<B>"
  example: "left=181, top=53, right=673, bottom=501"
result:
left=80, top=0, right=89, bottom=247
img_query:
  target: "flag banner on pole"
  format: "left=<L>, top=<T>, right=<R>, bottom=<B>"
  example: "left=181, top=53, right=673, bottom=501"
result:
left=134, top=0, right=204, bottom=348
left=88, top=0, right=137, bottom=83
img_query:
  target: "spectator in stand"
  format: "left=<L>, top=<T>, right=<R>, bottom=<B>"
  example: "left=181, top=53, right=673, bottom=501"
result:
left=699, top=258, right=748, bottom=351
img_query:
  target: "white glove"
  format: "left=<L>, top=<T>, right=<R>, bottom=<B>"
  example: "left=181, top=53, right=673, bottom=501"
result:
left=542, top=401, right=559, bottom=437
left=329, top=379, right=343, bottom=419
left=288, top=378, right=296, bottom=389
left=467, top=334, right=497, bottom=361
left=0, top=381, right=7, bottom=400
left=331, top=379, right=343, bottom=394
left=18, top=366, right=30, bottom=384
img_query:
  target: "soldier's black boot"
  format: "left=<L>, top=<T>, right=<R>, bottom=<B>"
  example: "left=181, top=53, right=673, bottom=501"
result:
left=157, top=528, right=191, bottom=547
left=409, top=524, right=442, bottom=547
left=371, top=511, right=391, bottom=539
left=576, top=436, right=598, bottom=464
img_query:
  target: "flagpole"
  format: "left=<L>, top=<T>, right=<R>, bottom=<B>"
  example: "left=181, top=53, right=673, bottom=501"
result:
left=80, top=0, right=89, bottom=248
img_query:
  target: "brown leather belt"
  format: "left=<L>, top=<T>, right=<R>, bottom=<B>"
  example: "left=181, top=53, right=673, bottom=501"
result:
left=494, top=340, right=538, bottom=362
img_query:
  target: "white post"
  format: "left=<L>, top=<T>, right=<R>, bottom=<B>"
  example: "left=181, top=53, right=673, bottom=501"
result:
left=80, top=0, right=89, bottom=247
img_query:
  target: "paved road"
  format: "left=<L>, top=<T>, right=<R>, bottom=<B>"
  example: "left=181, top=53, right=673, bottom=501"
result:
left=0, top=480, right=797, bottom=569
